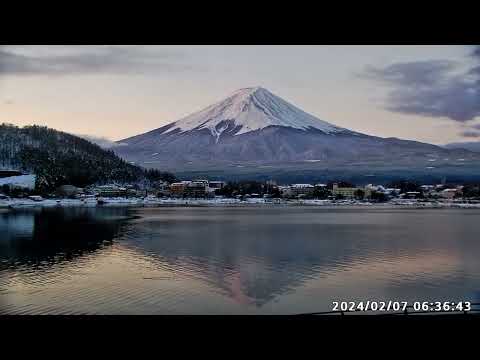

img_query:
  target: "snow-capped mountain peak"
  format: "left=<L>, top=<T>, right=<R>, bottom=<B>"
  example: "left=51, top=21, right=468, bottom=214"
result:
left=115, top=87, right=480, bottom=183
left=161, top=87, right=346, bottom=138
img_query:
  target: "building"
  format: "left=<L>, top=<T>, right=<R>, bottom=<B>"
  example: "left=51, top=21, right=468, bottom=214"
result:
left=403, top=191, right=421, bottom=199
left=278, top=186, right=293, bottom=197
left=384, top=188, right=401, bottom=197
left=154, top=180, right=171, bottom=197
left=332, top=184, right=357, bottom=198
left=184, top=180, right=209, bottom=198
left=440, top=188, right=459, bottom=199
left=170, top=181, right=191, bottom=197
left=332, top=183, right=372, bottom=199
left=290, top=184, right=315, bottom=197
left=0, top=174, right=36, bottom=190
left=278, top=184, right=315, bottom=198
left=193, top=179, right=209, bottom=187
left=208, top=181, right=226, bottom=190
left=94, top=185, right=128, bottom=197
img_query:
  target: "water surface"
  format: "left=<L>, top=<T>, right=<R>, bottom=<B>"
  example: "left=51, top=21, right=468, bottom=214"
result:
left=1, top=206, right=479, bottom=314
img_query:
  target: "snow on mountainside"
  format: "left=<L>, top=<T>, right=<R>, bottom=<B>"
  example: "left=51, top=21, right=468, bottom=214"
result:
left=158, top=87, right=347, bottom=139
left=114, top=87, right=480, bottom=182
left=0, top=175, right=36, bottom=190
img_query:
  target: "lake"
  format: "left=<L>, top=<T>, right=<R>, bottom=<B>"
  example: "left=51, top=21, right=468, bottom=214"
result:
left=1, top=206, right=479, bottom=314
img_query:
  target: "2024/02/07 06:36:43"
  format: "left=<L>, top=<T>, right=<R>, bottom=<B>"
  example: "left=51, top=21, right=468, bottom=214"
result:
left=331, top=301, right=473, bottom=313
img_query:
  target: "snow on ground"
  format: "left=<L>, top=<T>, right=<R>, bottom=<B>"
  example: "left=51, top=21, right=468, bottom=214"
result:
left=2, top=197, right=480, bottom=210
left=0, top=175, right=36, bottom=190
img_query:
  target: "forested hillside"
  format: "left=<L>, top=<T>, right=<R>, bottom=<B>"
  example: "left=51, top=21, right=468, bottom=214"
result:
left=0, top=123, right=175, bottom=191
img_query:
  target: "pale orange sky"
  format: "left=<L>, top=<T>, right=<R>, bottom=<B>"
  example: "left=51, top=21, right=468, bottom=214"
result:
left=1, top=45, right=478, bottom=144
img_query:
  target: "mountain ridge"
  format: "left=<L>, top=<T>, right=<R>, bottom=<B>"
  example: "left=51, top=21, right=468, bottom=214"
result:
left=114, top=87, right=480, bottom=182
left=444, top=141, right=480, bottom=153
left=0, top=123, right=175, bottom=191
left=121, top=87, right=348, bottom=143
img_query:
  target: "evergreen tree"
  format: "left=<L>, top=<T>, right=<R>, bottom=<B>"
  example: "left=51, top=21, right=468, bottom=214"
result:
left=0, top=123, right=176, bottom=193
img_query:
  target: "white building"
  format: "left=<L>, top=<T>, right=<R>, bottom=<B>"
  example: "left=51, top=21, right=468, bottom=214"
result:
left=208, top=181, right=226, bottom=190
left=0, top=174, right=36, bottom=190
left=440, top=188, right=459, bottom=199
left=288, top=184, right=315, bottom=197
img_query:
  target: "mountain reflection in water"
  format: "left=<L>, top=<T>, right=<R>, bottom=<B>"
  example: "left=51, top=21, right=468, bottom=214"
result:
left=1, top=206, right=480, bottom=314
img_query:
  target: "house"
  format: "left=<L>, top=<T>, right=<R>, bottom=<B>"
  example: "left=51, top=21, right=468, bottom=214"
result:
left=403, top=191, right=421, bottom=199
left=332, top=183, right=356, bottom=198
left=332, top=183, right=372, bottom=199
left=94, top=185, right=128, bottom=197
left=365, top=184, right=385, bottom=193
left=153, top=180, right=171, bottom=197
left=440, top=188, right=459, bottom=199
left=28, top=195, right=43, bottom=202
left=208, top=181, right=226, bottom=190
left=384, top=188, right=401, bottom=197
left=290, top=184, right=315, bottom=197
left=278, top=184, right=315, bottom=198
left=170, top=181, right=191, bottom=197
left=184, top=180, right=210, bottom=198
left=278, top=186, right=293, bottom=197
left=0, top=174, right=36, bottom=190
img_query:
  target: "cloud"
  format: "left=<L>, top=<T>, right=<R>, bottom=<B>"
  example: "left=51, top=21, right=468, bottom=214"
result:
left=364, top=60, right=457, bottom=87
left=459, top=122, right=480, bottom=138
left=78, top=134, right=127, bottom=149
left=0, top=45, right=195, bottom=76
left=363, top=46, right=480, bottom=123
left=460, top=131, right=480, bottom=138
left=474, top=46, right=480, bottom=57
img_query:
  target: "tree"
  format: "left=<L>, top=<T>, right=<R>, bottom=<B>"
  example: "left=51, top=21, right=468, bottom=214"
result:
left=215, top=182, right=239, bottom=197
left=462, top=184, right=480, bottom=198
left=0, top=124, right=178, bottom=194
left=370, top=191, right=388, bottom=202
left=313, top=187, right=331, bottom=199
left=354, top=189, right=365, bottom=200
left=268, top=187, right=281, bottom=198
left=387, top=180, right=421, bottom=194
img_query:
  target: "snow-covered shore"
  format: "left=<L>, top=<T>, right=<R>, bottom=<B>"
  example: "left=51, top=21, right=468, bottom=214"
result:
left=1, top=197, right=480, bottom=210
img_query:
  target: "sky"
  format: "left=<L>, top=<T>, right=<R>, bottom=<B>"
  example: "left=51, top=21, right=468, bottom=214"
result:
left=1, top=45, right=479, bottom=145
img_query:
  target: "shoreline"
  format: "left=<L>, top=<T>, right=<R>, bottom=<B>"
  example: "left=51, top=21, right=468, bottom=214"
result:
left=2, top=197, right=480, bottom=210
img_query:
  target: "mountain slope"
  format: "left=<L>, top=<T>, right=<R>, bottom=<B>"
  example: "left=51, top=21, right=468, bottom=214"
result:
left=114, top=87, right=480, bottom=182
left=0, top=124, right=174, bottom=191
left=162, top=87, right=346, bottom=137
left=444, top=141, right=480, bottom=153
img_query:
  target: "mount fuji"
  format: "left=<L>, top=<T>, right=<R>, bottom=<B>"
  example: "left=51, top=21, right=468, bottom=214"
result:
left=115, top=87, right=480, bottom=183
